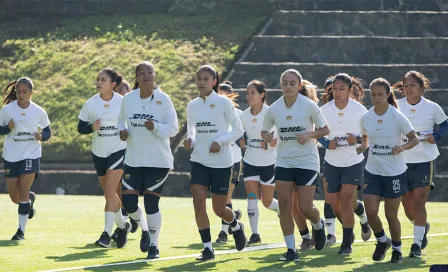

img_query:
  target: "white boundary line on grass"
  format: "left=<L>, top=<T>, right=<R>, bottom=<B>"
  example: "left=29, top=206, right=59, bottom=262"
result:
left=42, top=232, right=448, bottom=272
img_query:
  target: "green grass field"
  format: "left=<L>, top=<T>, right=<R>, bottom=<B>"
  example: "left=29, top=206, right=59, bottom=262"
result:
left=1, top=195, right=447, bottom=271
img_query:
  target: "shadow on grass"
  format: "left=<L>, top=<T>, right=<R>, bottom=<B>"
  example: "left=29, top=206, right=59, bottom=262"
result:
left=46, top=248, right=110, bottom=262
left=84, top=260, right=152, bottom=272
left=0, top=240, right=21, bottom=247
left=352, top=256, right=430, bottom=272
left=171, top=242, right=239, bottom=251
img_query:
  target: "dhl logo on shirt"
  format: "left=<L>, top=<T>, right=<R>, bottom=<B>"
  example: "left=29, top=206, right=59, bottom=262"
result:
left=410, top=109, right=416, bottom=114
left=21, top=113, right=26, bottom=117
left=252, top=119, right=257, bottom=123
left=338, top=112, right=344, bottom=118
left=156, top=101, right=162, bottom=106
left=104, top=104, right=110, bottom=109
left=124, top=174, right=130, bottom=180
left=5, top=169, right=10, bottom=175
left=377, top=119, right=383, bottom=125
left=286, top=116, right=292, bottom=121
left=210, top=104, right=215, bottom=109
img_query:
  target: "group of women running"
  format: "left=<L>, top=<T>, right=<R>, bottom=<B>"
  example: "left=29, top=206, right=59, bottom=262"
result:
left=1, top=62, right=447, bottom=264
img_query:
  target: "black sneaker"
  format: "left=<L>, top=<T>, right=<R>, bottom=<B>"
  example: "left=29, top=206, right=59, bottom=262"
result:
left=229, top=209, right=243, bottom=235
left=278, top=248, right=299, bottom=261
left=232, top=222, right=247, bottom=251
left=116, top=222, right=131, bottom=248
left=147, top=246, right=160, bottom=259
left=338, top=242, right=352, bottom=255
left=390, top=250, right=403, bottom=263
left=28, top=192, right=36, bottom=219
left=409, top=243, right=422, bottom=258
left=11, top=229, right=24, bottom=240
left=372, top=238, right=391, bottom=261
left=361, top=222, right=372, bottom=241
left=215, top=231, right=228, bottom=243
left=111, top=228, right=119, bottom=241
left=421, top=221, right=430, bottom=250
left=196, top=247, right=215, bottom=261
left=313, top=218, right=327, bottom=251
left=130, top=218, right=139, bottom=233
left=140, top=231, right=150, bottom=252
left=95, top=232, right=111, bottom=248
left=247, top=233, right=261, bottom=245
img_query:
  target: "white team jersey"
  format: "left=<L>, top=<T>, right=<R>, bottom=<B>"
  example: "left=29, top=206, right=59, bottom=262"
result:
left=0, top=101, right=51, bottom=162
left=362, top=105, right=414, bottom=176
left=240, top=104, right=277, bottom=166
left=118, top=87, right=178, bottom=168
left=398, top=97, right=448, bottom=163
left=230, top=109, right=243, bottom=164
left=78, top=92, right=126, bottom=158
left=320, top=99, right=367, bottom=167
left=262, top=95, right=327, bottom=171
left=187, top=91, right=244, bottom=168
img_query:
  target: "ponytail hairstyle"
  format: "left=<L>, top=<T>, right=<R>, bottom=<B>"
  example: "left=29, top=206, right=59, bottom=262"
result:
left=392, top=70, right=431, bottom=95
left=218, top=80, right=239, bottom=107
left=247, top=79, right=268, bottom=104
left=101, top=67, right=123, bottom=87
left=299, top=80, right=319, bottom=103
left=321, top=76, right=334, bottom=104
left=370, top=77, right=398, bottom=108
left=326, top=73, right=365, bottom=104
left=133, top=61, right=155, bottom=90
left=197, top=65, right=220, bottom=92
left=280, top=69, right=303, bottom=85
left=3, top=77, right=33, bottom=105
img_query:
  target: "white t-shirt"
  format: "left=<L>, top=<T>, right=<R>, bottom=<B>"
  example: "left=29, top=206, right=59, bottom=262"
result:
left=262, top=95, right=327, bottom=171
left=240, top=104, right=277, bottom=166
left=78, top=93, right=126, bottom=158
left=362, top=105, right=414, bottom=176
left=0, top=101, right=51, bottom=162
left=320, top=99, right=367, bottom=167
left=398, top=97, right=448, bottom=163
left=187, top=91, right=244, bottom=168
left=118, top=87, right=178, bottom=168
left=231, top=109, right=243, bottom=164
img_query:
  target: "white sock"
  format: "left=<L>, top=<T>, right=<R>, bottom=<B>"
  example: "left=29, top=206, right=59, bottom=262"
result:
left=301, top=232, right=311, bottom=240
left=326, top=218, right=336, bottom=236
left=357, top=211, right=368, bottom=225
left=147, top=212, right=162, bottom=248
left=376, top=234, right=387, bottom=243
left=229, top=211, right=241, bottom=232
left=414, top=225, right=426, bottom=247
left=104, top=212, right=115, bottom=236
left=267, top=198, right=279, bottom=212
left=248, top=199, right=259, bottom=235
left=284, top=234, right=295, bottom=250
left=311, top=218, right=324, bottom=230
left=392, top=242, right=402, bottom=252
left=18, top=201, right=29, bottom=233
left=129, top=205, right=149, bottom=231
left=204, top=241, right=212, bottom=250
left=115, top=208, right=126, bottom=229
left=221, top=224, right=229, bottom=234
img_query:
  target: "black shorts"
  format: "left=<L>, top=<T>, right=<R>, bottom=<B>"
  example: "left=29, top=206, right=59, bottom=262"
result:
left=121, top=164, right=170, bottom=194
left=190, top=161, right=233, bottom=196
left=406, top=161, right=435, bottom=191
left=364, top=170, right=407, bottom=199
left=325, top=161, right=364, bottom=194
left=231, top=161, right=243, bottom=186
left=243, top=162, right=275, bottom=186
left=4, top=158, right=40, bottom=179
left=274, top=166, right=319, bottom=187
left=92, top=149, right=125, bottom=177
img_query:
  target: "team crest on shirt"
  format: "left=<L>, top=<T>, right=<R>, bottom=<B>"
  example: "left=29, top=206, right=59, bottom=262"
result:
left=286, top=116, right=292, bottom=121
left=21, top=112, right=26, bottom=117
left=156, top=101, right=162, bottom=106
left=252, top=119, right=257, bottom=123
left=124, top=174, right=130, bottom=180
left=377, top=119, right=383, bottom=125
left=210, top=104, right=215, bottom=109
left=5, top=169, right=9, bottom=175
left=338, top=112, right=344, bottom=118
left=410, top=109, right=416, bottom=114
left=104, top=104, right=110, bottom=109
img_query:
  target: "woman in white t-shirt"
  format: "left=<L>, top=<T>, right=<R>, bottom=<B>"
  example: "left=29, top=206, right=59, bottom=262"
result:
left=358, top=78, right=418, bottom=263
left=394, top=71, right=448, bottom=258
left=0, top=77, right=51, bottom=240
left=262, top=69, right=330, bottom=261
left=78, top=68, right=130, bottom=248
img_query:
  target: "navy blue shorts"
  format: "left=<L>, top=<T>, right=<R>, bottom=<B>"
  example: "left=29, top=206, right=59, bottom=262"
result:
left=190, top=161, right=233, bottom=196
left=231, top=161, right=243, bottom=186
left=243, top=162, right=275, bottom=186
left=274, top=167, right=319, bottom=187
left=364, top=170, right=407, bottom=199
left=4, top=158, right=40, bottom=179
left=406, top=161, right=435, bottom=191
left=325, top=161, right=364, bottom=193
left=92, top=149, right=125, bottom=177
left=121, top=164, right=170, bottom=194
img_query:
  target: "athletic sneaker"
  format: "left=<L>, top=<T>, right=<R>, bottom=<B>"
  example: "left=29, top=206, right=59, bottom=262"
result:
left=390, top=250, right=403, bottom=263
left=229, top=209, right=243, bottom=235
left=232, top=222, right=247, bottom=251
left=116, top=222, right=131, bottom=248
left=111, top=228, right=119, bottom=241
left=196, top=247, right=215, bottom=261
left=279, top=248, right=299, bottom=261
left=140, top=231, right=150, bottom=252
left=409, top=243, right=422, bottom=258
left=147, top=246, right=160, bottom=259
left=96, top=232, right=111, bottom=248
left=215, top=231, right=228, bottom=243
left=11, top=229, right=24, bottom=240
left=326, top=234, right=336, bottom=246
left=28, top=192, right=36, bottom=219
left=299, top=238, right=313, bottom=251
left=130, top=218, right=139, bottom=233
left=361, top=222, right=372, bottom=241
left=338, top=242, right=352, bottom=255
left=247, top=233, right=261, bottom=245
left=313, top=218, right=327, bottom=251
left=372, top=238, right=391, bottom=261
left=421, top=221, right=430, bottom=250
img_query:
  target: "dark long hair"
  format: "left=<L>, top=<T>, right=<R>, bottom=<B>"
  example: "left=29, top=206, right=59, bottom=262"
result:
left=197, top=65, right=220, bottom=92
left=370, top=77, right=398, bottom=108
left=3, top=77, right=33, bottom=105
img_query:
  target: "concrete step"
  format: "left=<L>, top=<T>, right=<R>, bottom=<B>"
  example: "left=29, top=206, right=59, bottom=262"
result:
left=267, top=11, right=448, bottom=36
left=247, top=35, right=448, bottom=64
left=230, top=62, right=448, bottom=89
